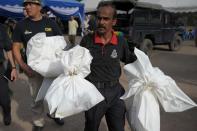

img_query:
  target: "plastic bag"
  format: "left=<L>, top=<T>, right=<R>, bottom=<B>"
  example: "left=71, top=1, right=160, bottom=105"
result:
left=26, top=33, right=66, bottom=77
left=121, top=48, right=196, bottom=131
left=45, top=45, right=104, bottom=119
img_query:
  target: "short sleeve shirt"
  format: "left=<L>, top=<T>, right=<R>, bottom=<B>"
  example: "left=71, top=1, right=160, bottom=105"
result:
left=80, top=32, right=137, bottom=82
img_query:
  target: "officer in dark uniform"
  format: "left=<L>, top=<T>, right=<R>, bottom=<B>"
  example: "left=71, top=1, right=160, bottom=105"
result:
left=12, top=0, right=64, bottom=130
left=0, top=23, right=17, bottom=126
left=80, top=1, right=137, bottom=131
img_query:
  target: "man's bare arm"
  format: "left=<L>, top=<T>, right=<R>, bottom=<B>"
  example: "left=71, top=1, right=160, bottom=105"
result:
left=12, top=42, right=34, bottom=77
left=6, top=50, right=17, bottom=81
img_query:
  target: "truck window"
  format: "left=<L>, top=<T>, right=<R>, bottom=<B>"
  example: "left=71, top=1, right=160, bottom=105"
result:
left=134, top=10, right=149, bottom=24
left=164, top=13, right=176, bottom=26
left=150, top=11, right=161, bottom=24
left=116, top=14, right=130, bottom=27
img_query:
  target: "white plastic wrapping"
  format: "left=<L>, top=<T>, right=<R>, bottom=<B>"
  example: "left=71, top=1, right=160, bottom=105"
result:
left=45, top=45, right=104, bottom=119
left=121, top=48, right=196, bottom=131
left=26, top=33, right=66, bottom=77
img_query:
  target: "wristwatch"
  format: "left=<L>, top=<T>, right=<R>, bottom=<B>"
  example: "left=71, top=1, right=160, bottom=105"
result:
left=12, top=67, right=16, bottom=69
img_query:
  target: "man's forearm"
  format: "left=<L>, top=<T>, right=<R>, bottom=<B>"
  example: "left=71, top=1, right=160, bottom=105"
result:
left=12, top=43, right=26, bottom=68
left=12, top=42, right=34, bottom=77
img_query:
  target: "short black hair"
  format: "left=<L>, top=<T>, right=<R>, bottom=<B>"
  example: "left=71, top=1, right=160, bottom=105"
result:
left=97, top=1, right=117, bottom=19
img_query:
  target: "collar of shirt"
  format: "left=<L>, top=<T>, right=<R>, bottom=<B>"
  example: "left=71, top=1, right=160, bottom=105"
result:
left=94, top=31, right=118, bottom=46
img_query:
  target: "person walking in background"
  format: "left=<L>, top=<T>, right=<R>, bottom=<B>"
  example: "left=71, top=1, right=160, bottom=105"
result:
left=40, top=8, right=48, bottom=18
left=4, top=18, right=17, bottom=38
left=68, top=16, right=78, bottom=44
left=0, top=23, right=17, bottom=126
left=83, top=15, right=90, bottom=35
left=12, top=0, right=64, bottom=131
left=88, top=15, right=96, bottom=33
left=80, top=1, right=137, bottom=131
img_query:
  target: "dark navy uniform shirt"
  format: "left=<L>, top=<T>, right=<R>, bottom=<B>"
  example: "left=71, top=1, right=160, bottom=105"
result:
left=12, top=17, right=62, bottom=49
left=80, top=32, right=137, bottom=82
left=0, top=23, right=12, bottom=63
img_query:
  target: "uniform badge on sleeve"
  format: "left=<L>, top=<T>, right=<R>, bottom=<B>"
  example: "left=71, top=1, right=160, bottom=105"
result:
left=111, top=49, right=118, bottom=58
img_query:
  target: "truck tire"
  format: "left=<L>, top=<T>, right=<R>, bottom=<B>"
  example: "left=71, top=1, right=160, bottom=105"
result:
left=140, top=39, right=153, bottom=56
left=169, top=35, right=182, bottom=51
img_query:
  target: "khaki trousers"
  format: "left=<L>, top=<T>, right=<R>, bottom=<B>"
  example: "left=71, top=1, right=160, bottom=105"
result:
left=27, top=72, right=45, bottom=127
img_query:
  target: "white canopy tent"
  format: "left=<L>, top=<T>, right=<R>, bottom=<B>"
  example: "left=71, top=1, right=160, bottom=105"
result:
left=81, top=0, right=101, bottom=13
left=160, top=0, right=197, bottom=13
left=81, top=0, right=197, bottom=13
left=81, top=0, right=136, bottom=13
left=137, top=0, right=197, bottom=13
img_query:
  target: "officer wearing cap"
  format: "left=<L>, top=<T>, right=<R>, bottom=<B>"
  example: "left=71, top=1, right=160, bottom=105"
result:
left=12, top=0, right=64, bottom=130
left=24, top=0, right=41, bottom=5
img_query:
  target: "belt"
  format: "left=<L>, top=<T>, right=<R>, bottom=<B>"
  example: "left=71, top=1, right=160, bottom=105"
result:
left=92, top=81, right=119, bottom=89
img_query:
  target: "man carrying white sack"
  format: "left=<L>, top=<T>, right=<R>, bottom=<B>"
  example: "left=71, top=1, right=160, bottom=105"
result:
left=80, top=1, right=137, bottom=131
left=12, top=0, right=64, bottom=130
left=45, top=45, right=104, bottom=119
left=121, top=48, right=197, bottom=131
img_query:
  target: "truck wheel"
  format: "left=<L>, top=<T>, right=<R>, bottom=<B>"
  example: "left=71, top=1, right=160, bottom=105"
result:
left=140, top=39, right=153, bottom=56
left=169, top=35, right=182, bottom=51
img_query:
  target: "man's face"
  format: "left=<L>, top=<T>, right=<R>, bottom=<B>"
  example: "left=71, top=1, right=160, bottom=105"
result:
left=96, top=6, right=116, bottom=36
left=71, top=16, right=74, bottom=20
left=24, top=3, right=41, bottom=18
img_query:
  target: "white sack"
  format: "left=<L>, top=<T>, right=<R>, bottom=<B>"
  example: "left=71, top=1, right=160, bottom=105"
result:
left=26, top=33, right=66, bottom=77
left=45, top=45, right=104, bottom=119
left=121, top=48, right=196, bottom=131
